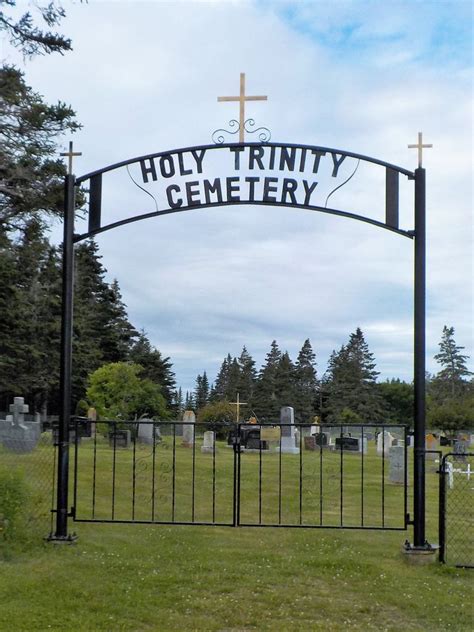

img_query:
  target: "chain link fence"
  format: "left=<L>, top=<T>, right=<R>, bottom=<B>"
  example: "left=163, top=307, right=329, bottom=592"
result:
left=439, top=453, right=473, bottom=568
left=0, top=416, right=57, bottom=543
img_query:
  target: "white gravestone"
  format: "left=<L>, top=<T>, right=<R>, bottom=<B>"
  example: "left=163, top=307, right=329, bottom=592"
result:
left=389, top=446, right=405, bottom=484
left=137, top=419, right=156, bottom=445
left=181, top=410, right=196, bottom=447
left=377, top=430, right=394, bottom=456
left=2, top=397, right=40, bottom=453
left=201, top=431, right=216, bottom=454
left=277, top=407, right=300, bottom=454
left=359, top=437, right=368, bottom=454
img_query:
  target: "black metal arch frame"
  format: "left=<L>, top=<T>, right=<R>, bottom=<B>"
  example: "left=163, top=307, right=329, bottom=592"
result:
left=52, top=142, right=428, bottom=551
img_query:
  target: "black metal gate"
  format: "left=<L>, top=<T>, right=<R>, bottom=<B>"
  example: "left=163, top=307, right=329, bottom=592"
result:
left=439, top=452, right=474, bottom=568
left=72, top=420, right=409, bottom=531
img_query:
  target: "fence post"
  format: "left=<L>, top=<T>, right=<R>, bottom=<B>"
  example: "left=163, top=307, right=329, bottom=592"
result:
left=48, top=174, right=76, bottom=542
left=412, top=167, right=430, bottom=549
left=438, top=456, right=447, bottom=563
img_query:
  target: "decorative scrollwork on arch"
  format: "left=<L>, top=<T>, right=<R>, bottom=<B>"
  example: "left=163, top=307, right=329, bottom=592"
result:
left=244, top=118, right=271, bottom=143
left=212, top=119, right=240, bottom=144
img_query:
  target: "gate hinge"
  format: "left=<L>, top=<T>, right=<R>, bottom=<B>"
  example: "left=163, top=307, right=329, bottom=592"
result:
left=68, top=506, right=76, bottom=519
left=406, top=513, right=414, bottom=526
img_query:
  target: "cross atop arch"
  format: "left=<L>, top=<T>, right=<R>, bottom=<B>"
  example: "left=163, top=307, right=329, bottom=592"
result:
left=218, top=73, right=267, bottom=142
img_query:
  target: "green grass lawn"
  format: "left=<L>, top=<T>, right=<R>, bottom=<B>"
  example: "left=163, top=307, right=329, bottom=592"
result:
left=0, top=433, right=472, bottom=631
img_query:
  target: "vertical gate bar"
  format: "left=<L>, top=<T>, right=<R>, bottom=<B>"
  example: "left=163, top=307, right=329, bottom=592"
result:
left=92, top=421, right=97, bottom=519
left=172, top=423, right=176, bottom=522
left=73, top=418, right=79, bottom=519
left=319, top=424, right=323, bottom=526
left=132, top=428, right=137, bottom=520
left=192, top=423, right=196, bottom=522
left=54, top=174, right=75, bottom=539
left=340, top=425, right=343, bottom=526
left=237, top=424, right=242, bottom=526
left=50, top=438, right=57, bottom=534
left=278, top=425, right=282, bottom=524
left=439, top=455, right=447, bottom=563
left=212, top=430, right=216, bottom=523
left=151, top=423, right=156, bottom=521
left=232, top=426, right=238, bottom=527
left=259, top=427, right=262, bottom=524
left=299, top=425, right=303, bottom=525
left=112, top=422, right=117, bottom=520
left=413, top=167, right=427, bottom=547
left=382, top=429, right=385, bottom=527
left=404, top=427, right=408, bottom=527
left=361, top=425, right=364, bottom=527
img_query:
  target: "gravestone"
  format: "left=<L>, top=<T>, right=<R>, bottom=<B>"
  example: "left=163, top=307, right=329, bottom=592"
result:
left=377, top=430, right=394, bottom=456
left=201, top=431, right=216, bottom=454
left=336, top=436, right=359, bottom=452
left=2, top=397, right=40, bottom=453
left=389, top=445, right=405, bottom=484
left=108, top=429, right=131, bottom=448
left=453, top=438, right=468, bottom=461
left=304, top=436, right=316, bottom=451
left=425, top=433, right=439, bottom=460
left=137, top=419, right=160, bottom=445
left=182, top=410, right=196, bottom=447
left=359, top=436, right=368, bottom=454
left=315, top=432, right=328, bottom=447
left=242, top=426, right=268, bottom=451
left=277, top=407, right=299, bottom=454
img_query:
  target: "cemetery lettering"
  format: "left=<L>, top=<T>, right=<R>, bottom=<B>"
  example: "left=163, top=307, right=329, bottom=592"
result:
left=138, top=145, right=348, bottom=211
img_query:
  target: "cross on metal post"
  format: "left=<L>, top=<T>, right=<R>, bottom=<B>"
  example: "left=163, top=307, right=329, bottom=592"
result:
left=218, top=72, right=267, bottom=142
left=229, top=392, right=247, bottom=423
left=60, top=141, right=82, bottom=175
left=408, top=132, right=432, bottom=168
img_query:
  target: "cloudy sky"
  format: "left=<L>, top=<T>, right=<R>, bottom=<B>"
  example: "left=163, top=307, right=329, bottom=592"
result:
left=3, top=0, right=472, bottom=392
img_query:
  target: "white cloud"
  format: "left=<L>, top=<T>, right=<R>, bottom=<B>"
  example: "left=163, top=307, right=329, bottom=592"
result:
left=7, top=0, right=472, bottom=391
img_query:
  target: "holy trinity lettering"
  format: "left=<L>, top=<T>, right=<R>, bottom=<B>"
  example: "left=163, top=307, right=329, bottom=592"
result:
left=138, top=144, right=349, bottom=211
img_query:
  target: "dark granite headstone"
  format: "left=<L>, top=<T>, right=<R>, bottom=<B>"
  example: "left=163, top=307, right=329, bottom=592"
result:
left=314, top=432, right=328, bottom=447
left=108, top=429, right=131, bottom=448
left=335, top=436, right=359, bottom=452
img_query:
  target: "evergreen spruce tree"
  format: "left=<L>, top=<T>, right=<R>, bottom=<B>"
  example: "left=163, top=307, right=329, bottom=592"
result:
left=432, top=326, right=472, bottom=400
left=194, top=372, right=210, bottom=411
left=226, top=357, right=241, bottom=401
left=72, top=240, right=138, bottom=405
left=294, top=339, right=318, bottom=422
left=325, top=328, right=385, bottom=422
left=98, top=279, right=138, bottom=363
left=185, top=390, right=195, bottom=411
left=253, top=340, right=282, bottom=420
left=173, top=387, right=184, bottom=419
left=129, top=330, right=176, bottom=409
left=211, top=354, right=231, bottom=401
left=0, top=65, right=80, bottom=232
left=274, top=351, right=296, bottom=409
left=236, top=346, right=257, bottom=408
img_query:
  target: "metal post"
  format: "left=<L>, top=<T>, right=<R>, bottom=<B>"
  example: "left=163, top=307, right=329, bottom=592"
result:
left=438, top=456, right=447, bottom=563
left=49, top=174, right=76, bottom=541
left=413, top=167, right=427, bottom=548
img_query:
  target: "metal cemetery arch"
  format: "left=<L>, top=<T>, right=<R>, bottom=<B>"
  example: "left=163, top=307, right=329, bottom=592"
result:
left=52, top=142, right=428, bottom=551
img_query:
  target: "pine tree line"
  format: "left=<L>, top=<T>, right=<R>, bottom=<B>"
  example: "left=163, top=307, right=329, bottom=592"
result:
left=190, top=327, right=473, bottom=427
left=0, top=222, right=177, bottom=416
left=190, top=333, right=383, bottom=423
